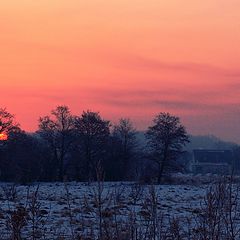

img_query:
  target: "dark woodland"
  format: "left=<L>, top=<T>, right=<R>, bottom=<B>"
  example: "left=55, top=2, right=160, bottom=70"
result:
left=0, top=106, right=239, bottom=184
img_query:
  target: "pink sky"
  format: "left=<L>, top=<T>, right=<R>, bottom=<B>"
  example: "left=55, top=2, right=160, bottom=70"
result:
left=1, top=1, right=240, bottom=142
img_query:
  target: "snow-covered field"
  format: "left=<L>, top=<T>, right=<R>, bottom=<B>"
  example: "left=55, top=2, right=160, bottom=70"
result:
left=0, top=179, right=238, bottom=239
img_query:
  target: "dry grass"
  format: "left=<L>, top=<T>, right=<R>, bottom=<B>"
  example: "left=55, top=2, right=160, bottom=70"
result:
left=0, top=177, right=239, bottom=239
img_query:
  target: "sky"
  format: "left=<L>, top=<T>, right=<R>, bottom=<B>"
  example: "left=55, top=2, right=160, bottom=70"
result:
left=1, top=0, right=240, bottom=142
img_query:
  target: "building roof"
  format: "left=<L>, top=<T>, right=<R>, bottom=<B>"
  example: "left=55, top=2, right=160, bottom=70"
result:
left=193, top=149, right=233, bottom=165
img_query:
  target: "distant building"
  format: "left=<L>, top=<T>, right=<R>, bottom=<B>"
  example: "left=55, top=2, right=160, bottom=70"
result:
left=192, top=149, right=233, bottom=174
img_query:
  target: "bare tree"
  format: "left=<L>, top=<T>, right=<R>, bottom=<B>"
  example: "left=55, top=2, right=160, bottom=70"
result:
left=0, top=108, right=19, bottom=136
left=113, top=118, right=137, bottom=179
left=38, top=105, right=76, bottom=181
left=146, top=112, right=189, bottom=184
left=74, top=111, right=110, bottom=181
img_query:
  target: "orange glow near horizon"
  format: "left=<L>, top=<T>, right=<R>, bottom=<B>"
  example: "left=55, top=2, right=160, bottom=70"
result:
left=1, top=1, right=240, bottom=142
left=0, top=134, right=8, bottom=141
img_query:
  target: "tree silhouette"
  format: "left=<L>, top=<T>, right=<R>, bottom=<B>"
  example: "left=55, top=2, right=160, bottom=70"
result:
left=38, top=105, right=76, bottom=181
left=113, top=118, right=137, bottom=179
left=146, top=112, right=189, bottom=184
left=0, top=108, right=19, bottom=136
left=75, top=111, right=110, bottom=181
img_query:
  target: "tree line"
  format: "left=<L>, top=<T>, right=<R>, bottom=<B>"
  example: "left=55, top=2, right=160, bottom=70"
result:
left=0, top=106, right=189, bottom=183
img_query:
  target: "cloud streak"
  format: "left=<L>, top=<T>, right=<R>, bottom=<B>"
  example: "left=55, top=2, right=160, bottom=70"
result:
left=110, top=55, right=240, bottom=79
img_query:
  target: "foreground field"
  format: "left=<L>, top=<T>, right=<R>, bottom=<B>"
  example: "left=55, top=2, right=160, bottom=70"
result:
left=0, top=179, right=238, bottom=239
